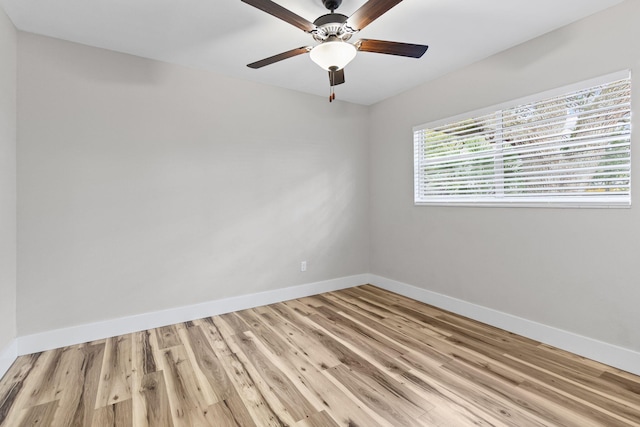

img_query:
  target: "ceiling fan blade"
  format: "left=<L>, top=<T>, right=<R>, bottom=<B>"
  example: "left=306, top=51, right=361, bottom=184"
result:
left=346, top=0, right=403, bottom=31
left=247, top=47, right=311, bottom=69
left=329, top=68, right=345, bottom=86
left=357, top=39, right=428, bottom=58
left=241, top=0, right=316, bottom=32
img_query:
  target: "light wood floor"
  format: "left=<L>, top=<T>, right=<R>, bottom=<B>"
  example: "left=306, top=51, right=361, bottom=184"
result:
left=1, top=285, right=640, bottom=426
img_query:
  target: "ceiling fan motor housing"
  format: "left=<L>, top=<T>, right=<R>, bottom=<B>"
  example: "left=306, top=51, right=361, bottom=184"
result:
left=312, top=13, right=353, bottom=41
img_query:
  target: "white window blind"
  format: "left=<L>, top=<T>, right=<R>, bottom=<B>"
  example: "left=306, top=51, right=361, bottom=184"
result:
left=414, top=72, right=631, bottom=207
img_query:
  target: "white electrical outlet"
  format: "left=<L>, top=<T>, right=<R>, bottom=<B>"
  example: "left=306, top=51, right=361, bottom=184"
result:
left=300, top=261, right=307, bottom=272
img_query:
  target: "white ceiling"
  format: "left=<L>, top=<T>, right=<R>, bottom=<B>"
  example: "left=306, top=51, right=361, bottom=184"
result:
left=1, top=0, right=624, bottom=105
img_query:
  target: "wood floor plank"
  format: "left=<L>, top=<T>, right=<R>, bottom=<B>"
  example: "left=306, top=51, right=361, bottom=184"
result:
left=155, top=325, right=182, bottom=349
left=322, top=291, right=448, bottom=339
left=609, top=367, right=640, bottom=384
left=319, top=292, right=392, bottom=321
left=206, top=316, right=288, bottom=427
left=0, top=352, right=41, bottom=425
left=322, top=294, right=455, bottom=365
left=403, top=364, right=550, bottom=427
left=443, top=357, right=611, bottom=426
left=506, top=348, right=640, bottom=409
left=280, top=298, right=317, bottom=317
left=180, top=324, right=234, bottom=403
left=173, top=323, right=219, bottom=406
left=158, top=345, right=213, bottom=426
left=194, top=317, right=234, bottom=358
left=58, top=343, right=105, bottom=426
left=96, top=335, right=133, bottom=408
left=282, top=312, right=435, bottom=424
left=402, top=367, right=522, bottom=427
left=324, top=291, right=454, bottom=343
left=204, top=386, right=258, bottom=427
left=253, top=305, right=343, bottom=370
left=18, top=400, right=58, bottom=427
left=453, top=334, right=640, bottom=425
left=600, top=370, right=640, bottom=395
left=418, top=405, right=503, bottom=427
left=72, top=341, right=106, bottom=426
left=92, top=398, right=133, bottom=427
left=311, top=305, right=407, bottom=360
left=230, top=331, right=318, bottom=424
left=135, top=330, right=158, bottom=376
left=131, top=330, right=156, bottom=427
left=21, top=348, right=65, bottom=407
left=217, top=312, right=251, bottom=337
left=2, top=285, right=640, bottom=427
left=326, top=363, right=425, bottom=427
left=1, top=351, right=60, bottom=426
left=204, top=400, right=244, bottom=427
left=215, top=352, right=286, bottom=427
left=136, top=371, right=173, bottom=427
left=238, top=315, right=387, bottom=427
left=293, top=311, right=436, bottom=416
left=415, top=380, right=507, bottom=427
left=234, top=308, right=305, bottom=362
left=294, top=409, right=341, bottom=427
left=517, top=379, right=635, bottom=426
left=11, top=344, right=91, bottom=426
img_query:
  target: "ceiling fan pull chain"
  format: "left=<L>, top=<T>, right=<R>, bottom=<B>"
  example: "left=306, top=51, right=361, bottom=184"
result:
left=328, top=66, right=338, bottom=102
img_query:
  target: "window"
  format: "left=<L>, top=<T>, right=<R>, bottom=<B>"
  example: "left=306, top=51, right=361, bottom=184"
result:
left=413, top=71, right=631, bottom=207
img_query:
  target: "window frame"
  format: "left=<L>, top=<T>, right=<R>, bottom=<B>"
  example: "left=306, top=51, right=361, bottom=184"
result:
left=413, top=70, right=632, bottom=209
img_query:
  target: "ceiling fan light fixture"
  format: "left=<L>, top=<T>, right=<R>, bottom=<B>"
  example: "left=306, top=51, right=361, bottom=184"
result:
left=309, top=40, right=357, bottom=71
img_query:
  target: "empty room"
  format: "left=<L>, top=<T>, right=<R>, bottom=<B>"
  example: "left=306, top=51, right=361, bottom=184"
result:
left=1, top=0, right=640, bottom=425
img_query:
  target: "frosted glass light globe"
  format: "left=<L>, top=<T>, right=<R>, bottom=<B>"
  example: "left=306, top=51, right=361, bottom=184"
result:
left=310, top=41, right=357, bottom=71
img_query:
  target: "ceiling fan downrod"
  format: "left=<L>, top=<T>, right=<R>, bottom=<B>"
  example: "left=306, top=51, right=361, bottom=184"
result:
left=322, top=0, right=342, bottom=12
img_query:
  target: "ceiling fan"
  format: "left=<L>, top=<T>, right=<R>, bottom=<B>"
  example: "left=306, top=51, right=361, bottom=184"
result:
left=241, top=0, right=429, bottom=102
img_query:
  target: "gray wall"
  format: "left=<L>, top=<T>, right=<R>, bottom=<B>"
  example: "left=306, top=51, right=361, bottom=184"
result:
left=369, top=0, right=640, bottom=352
left=0, top=6, right=17, bottom=353
left=17, top=33, right=370, bottom=335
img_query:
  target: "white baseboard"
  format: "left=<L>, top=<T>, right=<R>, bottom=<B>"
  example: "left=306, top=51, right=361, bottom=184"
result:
left=18, top=274, right=369, bottom=355
left=370, top=274, right=640, bottom=376
left=0, top=339, right=18, bottom=380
